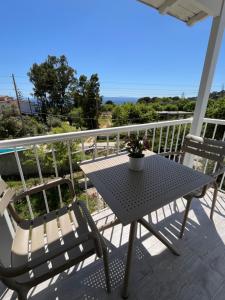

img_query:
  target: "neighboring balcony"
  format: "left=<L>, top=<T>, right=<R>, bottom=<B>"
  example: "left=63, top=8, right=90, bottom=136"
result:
left=0, top=117, right=225, bottom=299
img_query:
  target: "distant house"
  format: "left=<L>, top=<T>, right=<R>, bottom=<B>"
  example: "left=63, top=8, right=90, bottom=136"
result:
left=19, top=100, right=39, bottom=115
left=0, top=96, right=38, bottom=115
left=0, top=96, right=18, bottom=113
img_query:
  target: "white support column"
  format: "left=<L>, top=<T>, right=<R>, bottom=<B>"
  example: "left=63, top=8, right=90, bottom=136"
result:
left=190, top=0, right=225, bottom=137
left=183, top=0, right=225, bottom=166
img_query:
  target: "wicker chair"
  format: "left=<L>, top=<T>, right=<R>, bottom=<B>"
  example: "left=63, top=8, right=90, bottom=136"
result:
left=0, top=177, right=111, bottom=300
left=161, top=134, right=225, bottom=237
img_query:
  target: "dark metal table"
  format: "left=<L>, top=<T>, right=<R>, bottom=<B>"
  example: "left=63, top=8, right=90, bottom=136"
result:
left=80, top=152, right=213, bottom=298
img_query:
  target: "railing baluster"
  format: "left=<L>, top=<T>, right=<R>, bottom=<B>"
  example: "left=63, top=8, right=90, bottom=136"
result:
left=219, top=172, right=225, bottom=190
left=202, top=122, right=208, bottom=138
left=33, top=145, right=49, bottom=213
left=179, top=123, right=188, bottom=163
left=106, top=135, right=109, bottom=156
left=204, top=124, right=218, bottom=173
left=0, top=174, right=16, bottom=235
left=14, top=149, right=34, bottom=219
left=94, top=137, right=98, bottom=159
left=51, top=145, right=63, bottom=207
left=81, top=138, right=85, bottom=161
left=164, top=126, right=170, bottom=153
left=67, top=141, right=74, bottom=188
left=117, top=133, right=120, bottom=154
left=181, top=123, right=187, bottom=146
left=218, top=131, right=225, bottom=189
left=174, top=124, right=181, bottom=161
left=169, top=125, right=175, bottom=159
left=158, top=127, right=163, bottom=154
left=211, top=123, right=217, bottom=139
left=84, top=173, right=89, bottom=210
left=152, top=128, right=156, bottom=152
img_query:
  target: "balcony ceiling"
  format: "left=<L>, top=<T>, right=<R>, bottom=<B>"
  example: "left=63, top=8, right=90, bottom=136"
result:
left=138, top=0, right=223, bottom=25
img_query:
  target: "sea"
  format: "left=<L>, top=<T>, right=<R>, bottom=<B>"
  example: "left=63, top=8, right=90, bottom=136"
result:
left=30, top=96, right=137, bottom=105
left=103, top=96, right=138, bottom=104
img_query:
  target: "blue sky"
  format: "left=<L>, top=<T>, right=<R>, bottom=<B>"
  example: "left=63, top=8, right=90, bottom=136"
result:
left=0, top=0, right=225, bottom=98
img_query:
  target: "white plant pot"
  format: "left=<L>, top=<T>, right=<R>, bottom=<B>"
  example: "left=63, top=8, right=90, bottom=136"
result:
left=129, top=156, right=145, bottom=171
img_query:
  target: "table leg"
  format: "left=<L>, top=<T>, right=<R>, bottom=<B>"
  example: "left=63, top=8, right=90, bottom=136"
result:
left=179, top=199, right=192, bottom=239
left=121, top=221, right=137, bottom=299
left=138, top=218, right=180, bottom=256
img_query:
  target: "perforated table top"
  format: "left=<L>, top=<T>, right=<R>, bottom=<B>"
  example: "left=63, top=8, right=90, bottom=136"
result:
left=80, top=152, right=213, bottom=226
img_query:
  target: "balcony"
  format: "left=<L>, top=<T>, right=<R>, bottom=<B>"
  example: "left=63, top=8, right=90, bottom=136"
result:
left=0, top=117, right=225, bottom=299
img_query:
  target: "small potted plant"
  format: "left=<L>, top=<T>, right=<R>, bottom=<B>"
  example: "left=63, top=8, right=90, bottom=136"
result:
left=126, top=134, right=150, bottom=171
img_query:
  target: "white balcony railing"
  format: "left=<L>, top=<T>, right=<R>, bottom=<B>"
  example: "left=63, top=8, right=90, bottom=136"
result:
left=0, top=117, right=225, bottom=223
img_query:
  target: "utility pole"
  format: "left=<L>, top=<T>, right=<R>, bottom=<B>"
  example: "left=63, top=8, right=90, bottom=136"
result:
left=28, top=97, right=33, bottom=115
left=12, top=74, right=23, bottom=123
left=222, top=83, right=225, bottom=98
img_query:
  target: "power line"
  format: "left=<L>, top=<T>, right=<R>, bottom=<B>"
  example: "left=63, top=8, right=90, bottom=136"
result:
left=0, top=76, right=223, bottom=86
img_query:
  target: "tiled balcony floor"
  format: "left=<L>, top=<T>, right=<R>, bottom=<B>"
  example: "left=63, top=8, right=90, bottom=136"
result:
left=1, top=189, right=225, bottom=299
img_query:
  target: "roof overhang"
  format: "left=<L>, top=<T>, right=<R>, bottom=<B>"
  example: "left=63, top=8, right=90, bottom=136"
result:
left=138, top=0, right=223, bottom=25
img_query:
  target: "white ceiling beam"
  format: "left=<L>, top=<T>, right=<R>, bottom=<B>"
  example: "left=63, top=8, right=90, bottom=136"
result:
left=187, top=11, right=208, bottom=26
left=158, top=0, right=180, bottom=14
left=195, top=0, right=223, bottom=17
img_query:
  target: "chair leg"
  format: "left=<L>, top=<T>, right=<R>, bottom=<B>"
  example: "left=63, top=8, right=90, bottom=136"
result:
left=210, top=184, right=218, bottom=220
left=102, top=246, right=111, bottom=293
left=179, top=199, right=192, bottom=239
left=17, top=289, right=28, bottom=300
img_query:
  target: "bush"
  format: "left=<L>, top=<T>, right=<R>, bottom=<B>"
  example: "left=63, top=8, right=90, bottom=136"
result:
left=112, top=103, right=157, bottom=126
left=0, top=115, right=46, bottom=139
left=47, top=116, right=62, bottom=128
left=68, top=107, right=84, bottom=129
left=23, top=122, right=80, bottom=176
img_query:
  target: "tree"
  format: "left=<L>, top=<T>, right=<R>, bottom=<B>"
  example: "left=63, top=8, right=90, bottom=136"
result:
left=0, top=114, right=46, bottom=139
left=105, top=100, right=114, bottom=105
left=73, top=74, right=102, bottom=129
left=72, top=75, right=87, bottom=108
left=28, top=55, right=77, bottom=122
left=137, top=97, right=152, bottom=104
left=112, top=105, right=129, bottom=126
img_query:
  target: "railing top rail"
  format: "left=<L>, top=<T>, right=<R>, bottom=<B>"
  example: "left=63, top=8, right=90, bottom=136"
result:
left=0, top=118, right=193, bottom=148
left=203, top=118, right=225, bottom=126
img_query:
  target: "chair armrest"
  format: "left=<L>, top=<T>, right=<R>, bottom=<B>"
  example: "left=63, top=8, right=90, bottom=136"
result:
left=76, top=201, right=100, bottom=235
left=0, top=233, right=90, bottom=278
left=211, top=166, right=225, bottom=180
left=14, top=177, right=75, bottom=202
left=76, top=201, right=107, bottom=250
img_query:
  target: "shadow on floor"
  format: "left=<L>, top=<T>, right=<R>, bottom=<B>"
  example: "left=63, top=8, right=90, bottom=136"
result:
left=2, top=194, right=225, bottom=299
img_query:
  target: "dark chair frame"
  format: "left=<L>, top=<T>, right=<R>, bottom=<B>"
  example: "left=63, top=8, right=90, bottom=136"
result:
left=0, top=177, right=111, bottom=300
left=161, top=134, right=225, bottom=237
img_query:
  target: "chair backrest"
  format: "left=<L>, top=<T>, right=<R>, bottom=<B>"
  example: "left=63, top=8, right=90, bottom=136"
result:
left=0, top=179, right=15, bottom=216
left=181, top=134, right=225, bottom=172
